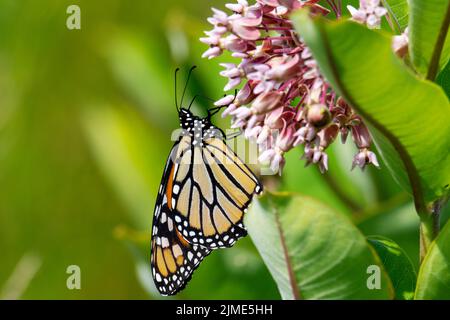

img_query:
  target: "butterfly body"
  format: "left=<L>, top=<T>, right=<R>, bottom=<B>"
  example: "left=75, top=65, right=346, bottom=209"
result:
left=150, top=69, right=263, bottom=296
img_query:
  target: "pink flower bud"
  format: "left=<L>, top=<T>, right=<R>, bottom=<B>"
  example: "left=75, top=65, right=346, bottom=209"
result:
left=258, top=0, right=280, bottom=7
left=226, top=3, right=245, bottom=13
left=222, top=103, right=237, bottom=118
left=265, top=107, right=285, bottom=129
left=256, top=126, right=271, bottom=144
left=202, top=46, right=222, bottom=59
left=266, top=54, right=301, bottom=81
left=271, top=153, right=285, bottom=174
left=200, top=36, right=220, bottom=46
left=352, top=148, right=380, bottom=170
left=214, top=95, right=235, bottom=106
left=224, top=77, right=242, bottom=91
left=251, top=91, right=283, bottom=114
left=351, top=123, right=372, bottom=149
left=306, top=103, right=331, bottom=128
left=231, top=20, right=260, bottom=40
left=318, top=124, right=339, bottom=148
left=231, top=106, right=252, bottom=119
left=211, top=8, right=228, bottom=23
left=238, top=7, right=263, bottom=27
left=245, top=126, right=262, bottom=140
left=276, top=123, right=296, bottom=152
left=258, top=148, right=276, bottom=164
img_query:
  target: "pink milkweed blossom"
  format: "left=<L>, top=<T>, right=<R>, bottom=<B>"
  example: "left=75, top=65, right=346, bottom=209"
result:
left=392, top=27, right=409, bottom=58
left=202, top=0, right=383, bottom=174
left=347, top=0, right=387, bottom=29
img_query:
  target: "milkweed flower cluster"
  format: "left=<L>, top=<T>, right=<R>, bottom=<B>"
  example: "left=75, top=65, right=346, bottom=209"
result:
left=201, top=0, right=383, bottom=174
left=347, top=0, right=387, bottom=29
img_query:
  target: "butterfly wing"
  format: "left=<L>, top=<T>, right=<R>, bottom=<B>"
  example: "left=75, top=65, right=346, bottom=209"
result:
left=151, top=143, right=211, bottom=296
left=171, top=133, right=263, bottom=249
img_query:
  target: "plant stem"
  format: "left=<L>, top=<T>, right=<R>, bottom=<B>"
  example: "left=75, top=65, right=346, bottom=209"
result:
left=426, top=1, right=450, bottom=80
left=419, top=204, right=441, bottom=263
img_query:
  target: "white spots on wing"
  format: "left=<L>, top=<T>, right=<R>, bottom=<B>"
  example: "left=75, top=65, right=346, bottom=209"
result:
left=175, top=215, right=181, bottom=223
left=173, top=184, right=180, bottom=195
left=161, top=237, right=169, bottom=248
left=172, top=244, right=182, bottom=257
left=187, top=252, right=194, bottom=261
left=160, top=212, right=167, bottom=223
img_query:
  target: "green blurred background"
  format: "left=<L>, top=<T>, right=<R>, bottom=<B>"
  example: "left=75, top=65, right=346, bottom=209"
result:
left=0, top=0, right=448, bottom=300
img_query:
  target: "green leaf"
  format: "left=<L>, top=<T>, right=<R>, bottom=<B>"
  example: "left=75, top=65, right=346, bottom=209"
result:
left=382, top=0, right=409, bottom=33
left=246, top=192, right=394, bottom=299
left=415, top=220, right=450, bottom=299
left=367, top=236, right=417, bottom=300
left=292, top=11, right=450, bottom=212
left=409, top=0, right=450, bottom=79
left=437, top=59, right=450, bottom=99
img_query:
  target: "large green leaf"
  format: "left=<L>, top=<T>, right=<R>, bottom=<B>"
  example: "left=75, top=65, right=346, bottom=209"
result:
left=367, top=236, right=416, bottom=300
left=409, top=0, right=450, bottom=79
left=292, top=11, right=450, bottom=213
left=382, top=0, right=409, bottom=33
left=415, top=220, right=450, bottom=299
left=437, top=60, right=450, bottom=98
left=246, top=192, right=394, bottom=299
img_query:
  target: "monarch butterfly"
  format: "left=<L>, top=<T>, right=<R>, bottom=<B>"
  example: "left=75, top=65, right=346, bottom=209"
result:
left=150, top=67, right=263, bottom=295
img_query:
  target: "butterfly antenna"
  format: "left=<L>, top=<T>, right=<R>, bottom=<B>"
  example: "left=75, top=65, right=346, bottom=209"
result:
left=189, top=94, right=216, bottom=111
left=188, top=95, right=198, bottom=110
left=180, top=66, right=197, bottom=109
left=174, top=68, right=180, bottom=112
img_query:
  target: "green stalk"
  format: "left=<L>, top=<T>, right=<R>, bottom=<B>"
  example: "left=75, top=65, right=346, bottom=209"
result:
left=419, top=202, right=442, bottom=263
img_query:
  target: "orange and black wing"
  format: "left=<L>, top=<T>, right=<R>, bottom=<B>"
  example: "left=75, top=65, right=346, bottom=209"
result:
left=150, top=143, right=210, bottom=296
left=171, top=135, right=263, bottom=249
